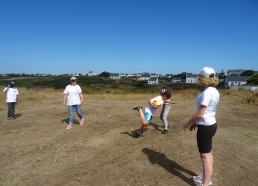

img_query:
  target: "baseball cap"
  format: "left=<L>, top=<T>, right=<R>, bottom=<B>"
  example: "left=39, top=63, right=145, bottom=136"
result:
left=199, top=67, right=216, bottom=77
left=70, top=77, right=78, bottom=81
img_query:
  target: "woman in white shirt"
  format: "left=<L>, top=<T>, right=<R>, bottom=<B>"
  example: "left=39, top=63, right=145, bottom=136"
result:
left=63, top=77, right=84, bottom=129
left=183, top=67, right=220, bottom=186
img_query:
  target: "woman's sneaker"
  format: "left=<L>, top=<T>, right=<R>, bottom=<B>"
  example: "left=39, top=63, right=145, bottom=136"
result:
left=193, top=175, right=203, bottom=183
left=193, top=175, right=212, bottom=185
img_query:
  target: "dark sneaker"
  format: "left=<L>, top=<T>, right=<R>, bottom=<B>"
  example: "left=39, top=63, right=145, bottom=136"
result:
left=162, top=129, right=168, bottom=134
left=132, top=105, right=142, bottom=111
left=137, top=132, right=144, bottom=138
left=131, top=130, right=138, bottom=136
left=132, top=130, right=144, bottom=138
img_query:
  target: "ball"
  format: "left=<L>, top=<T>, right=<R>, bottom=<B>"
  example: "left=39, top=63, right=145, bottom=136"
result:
left=152, top=99, right=163, bottom=107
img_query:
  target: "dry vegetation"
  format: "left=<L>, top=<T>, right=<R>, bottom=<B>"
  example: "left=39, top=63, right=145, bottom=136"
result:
left=0, top=88, right=258, bottom=186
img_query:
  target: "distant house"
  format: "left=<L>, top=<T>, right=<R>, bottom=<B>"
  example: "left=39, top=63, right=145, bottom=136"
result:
left=110, top=73, right=121, bottom=80
left=126, top=74, right=134, bottom=77
left=72, top=73, right=81, bottom=77
left=119, top=73, right=126, bottom=78
left=150, top=73, right=160, bottom=78
left=186, top=74, right=197, bottom=84
left=138, top=73, right=150, bottom=81
left=224, top=76, right=250, bottom=88
left=227, top=69, right=246, bottom=76
left=172, top=77, right=181, bottom=83
left=148, top=78, right=159, bottom=85
left=87, top=71, right=96, bottom=77
left=166, top=74, right=173, bottom=78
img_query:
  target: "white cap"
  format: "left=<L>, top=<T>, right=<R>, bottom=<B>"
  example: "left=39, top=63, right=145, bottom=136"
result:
left=70, top=77, right=78, bottom=81
left=199, top=67, right=216, bottom=77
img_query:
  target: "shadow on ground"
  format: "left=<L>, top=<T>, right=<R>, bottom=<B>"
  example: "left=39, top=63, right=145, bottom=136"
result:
left=142, top=148, right=197, bottom=186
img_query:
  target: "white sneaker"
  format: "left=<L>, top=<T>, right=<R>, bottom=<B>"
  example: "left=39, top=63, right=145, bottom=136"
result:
left=193, top=174, right=203, bottom=183
left=201, top=183, right=212, bottom=186
left=193, top=175, right=212, bottom=185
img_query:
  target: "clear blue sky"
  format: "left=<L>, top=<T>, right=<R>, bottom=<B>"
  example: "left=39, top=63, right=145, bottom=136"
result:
left=0, top=0, right=257, bottom=75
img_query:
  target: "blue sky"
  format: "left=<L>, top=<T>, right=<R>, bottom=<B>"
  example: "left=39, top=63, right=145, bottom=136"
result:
left=0, top=0, right=257, bottom=75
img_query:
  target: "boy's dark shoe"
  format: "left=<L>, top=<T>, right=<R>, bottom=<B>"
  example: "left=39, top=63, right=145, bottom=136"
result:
left=132, top=105, right=142, bottom=111
left=137, top=132, right=144, bottom=138
left=162, top=129, right=168, bottom=134
left=131, top=130, right=138, bottom=136
left=132, top=130, right=144, bottom=138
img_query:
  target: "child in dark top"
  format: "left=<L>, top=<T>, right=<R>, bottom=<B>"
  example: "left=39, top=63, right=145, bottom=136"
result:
left=159, top=86, right=178, bottom=134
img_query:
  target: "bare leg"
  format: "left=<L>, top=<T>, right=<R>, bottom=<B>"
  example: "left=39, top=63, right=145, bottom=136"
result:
left=137, top=109, right=149, bottom=133
left=200, top=152, right=213, bottom=186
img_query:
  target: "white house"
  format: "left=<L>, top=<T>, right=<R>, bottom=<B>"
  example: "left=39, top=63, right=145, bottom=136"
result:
left=138, top=73, right=150, bottom=81
left=148, top=78, right=159, bottom=85
left=186, top=74, right=197, bottom=84
left=172, top=77, right=181, bottom=83
left=165, top=74, right=173, bottom=78
left=72, top=73, right=80, bottom=77
left=87, top=71, right=96, bottom=77
left=150, top=73, right=160, bottom=78
left=119, top=73, right=126, bottom=78
left=110, top=73, right=121, bottom=80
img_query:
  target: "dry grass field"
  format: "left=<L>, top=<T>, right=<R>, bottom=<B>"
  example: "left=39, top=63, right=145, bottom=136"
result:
left=0, top=88, right=258, bottom=186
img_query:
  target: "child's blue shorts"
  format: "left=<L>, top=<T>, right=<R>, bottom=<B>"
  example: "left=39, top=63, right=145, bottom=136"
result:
left=144, top=112, right=153, bottom=123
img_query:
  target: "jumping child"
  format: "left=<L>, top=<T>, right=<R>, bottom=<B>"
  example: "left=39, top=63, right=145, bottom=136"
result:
left=132, top=90, right=171, bottom=138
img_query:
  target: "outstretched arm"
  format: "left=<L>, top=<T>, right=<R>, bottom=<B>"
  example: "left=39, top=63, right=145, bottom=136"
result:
left=164, top=99, right=178, bottom=104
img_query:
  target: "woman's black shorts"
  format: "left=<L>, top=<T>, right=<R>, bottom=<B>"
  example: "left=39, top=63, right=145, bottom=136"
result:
left=197, top=123, right=217, bottom=153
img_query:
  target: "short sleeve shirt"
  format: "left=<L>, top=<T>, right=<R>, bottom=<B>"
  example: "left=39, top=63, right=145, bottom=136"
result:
left=196, top=87, right=220, bottom=126
left=63, top=85, right=82, bottom=105
left=3, top=87, right=19, bottom=102
left=145, top=95, right=163, bottom=116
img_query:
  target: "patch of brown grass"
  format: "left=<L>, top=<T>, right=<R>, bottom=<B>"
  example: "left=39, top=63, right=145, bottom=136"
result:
left=0, top=87, right=257, bottom=185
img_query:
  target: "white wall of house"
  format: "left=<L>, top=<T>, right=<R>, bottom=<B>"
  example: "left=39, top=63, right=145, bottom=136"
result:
left=138, top=77, right=150, bottom=81
left=186, top=77, right=197, bottom=84
left=227, top=81, right=247, bottom=87
left=148, top=78, right=158, bottom=84
left=172, top=77, right=181, bottom=83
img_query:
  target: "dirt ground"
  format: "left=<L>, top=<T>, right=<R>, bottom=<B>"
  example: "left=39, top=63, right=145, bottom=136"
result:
left=0, top=90, right=258, bottom=186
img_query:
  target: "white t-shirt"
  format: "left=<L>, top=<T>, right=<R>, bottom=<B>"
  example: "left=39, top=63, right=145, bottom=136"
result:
left=3, top=87, right=19, bottom=102
left=145, top=95, right=163, bottom=116
left=63, top=85, right=82, bottom=105
left=196, top=87, right=220, bottom=126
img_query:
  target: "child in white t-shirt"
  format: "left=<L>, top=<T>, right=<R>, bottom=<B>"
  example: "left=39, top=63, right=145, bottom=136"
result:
left=3, top=82, right=19, bottom=120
